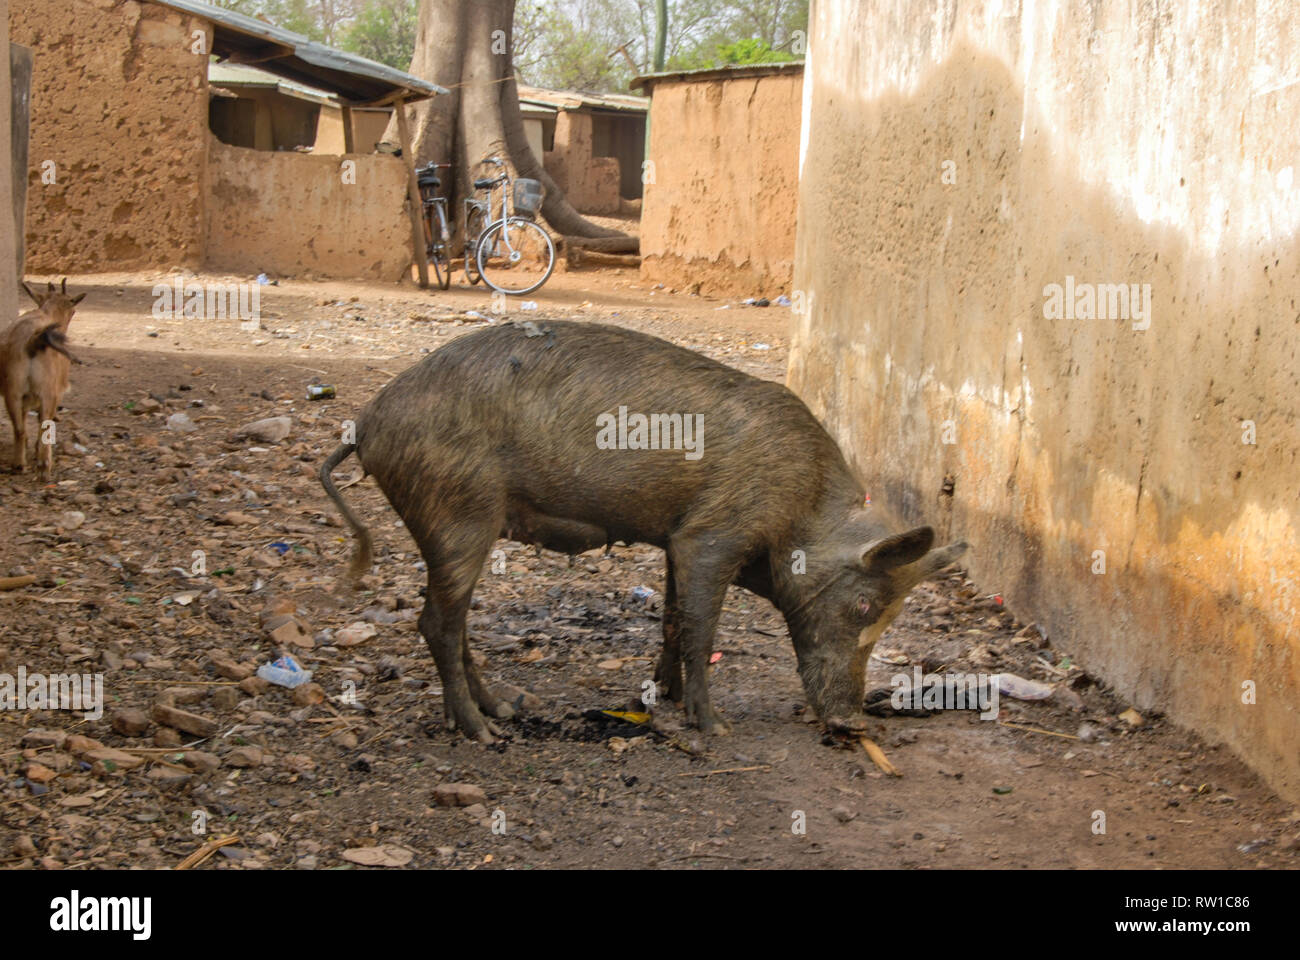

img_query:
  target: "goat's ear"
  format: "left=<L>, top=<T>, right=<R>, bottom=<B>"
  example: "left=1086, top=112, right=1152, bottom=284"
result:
left=46, top=281, right=55, bottom=293
left=61, top=277, right=68, bottom=294
left=70, top=292, right=87, bottom=305
left=21, top=282, right=43, bottom=305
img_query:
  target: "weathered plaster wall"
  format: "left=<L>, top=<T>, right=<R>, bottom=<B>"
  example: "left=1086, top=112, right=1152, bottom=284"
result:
left=205, top=137, right=410, bottom=281
left=2, top=0, right=18, bottom=324
left=10, top=0, right=208, bottom=271
left=640, top=70, right=801, bottom=297
left=789, top=0, right=1300, bottom=799
left=544, top=110, right=621, bottom=215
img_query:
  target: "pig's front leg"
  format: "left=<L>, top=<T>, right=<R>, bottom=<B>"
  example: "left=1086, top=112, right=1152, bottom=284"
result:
left=669, top=532, right=745, bottom=735
left=654, top=554, right=684, bottom=702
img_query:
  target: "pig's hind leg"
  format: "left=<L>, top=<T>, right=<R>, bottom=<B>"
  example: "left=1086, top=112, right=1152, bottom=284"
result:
left=462, top=629, right=517, bottom=721
left=415, top=519, right=508, bottom=743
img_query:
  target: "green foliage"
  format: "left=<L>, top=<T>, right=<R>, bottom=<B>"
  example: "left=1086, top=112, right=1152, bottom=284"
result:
left=338, top=0, right=418, bottom=69
left=209, top=0, right=809, bottom=91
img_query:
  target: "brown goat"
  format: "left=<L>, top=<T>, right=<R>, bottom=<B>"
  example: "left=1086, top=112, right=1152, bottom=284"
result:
left=1, top=279, right=85, bottom=477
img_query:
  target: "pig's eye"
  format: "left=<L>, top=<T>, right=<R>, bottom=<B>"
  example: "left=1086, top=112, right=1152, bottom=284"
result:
left=856, top=595, right=872, bottom=617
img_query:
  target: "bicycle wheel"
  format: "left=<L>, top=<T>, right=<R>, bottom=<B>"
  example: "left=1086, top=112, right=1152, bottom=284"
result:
left=430, top=202, right=451, bottom=290
left=476, top=217, right=556, bottom=296
left=463, top=206, right=487, bottom=285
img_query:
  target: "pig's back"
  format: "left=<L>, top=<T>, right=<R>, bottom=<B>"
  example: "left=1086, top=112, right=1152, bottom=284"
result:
left=358, top=321, right=856, bottom=545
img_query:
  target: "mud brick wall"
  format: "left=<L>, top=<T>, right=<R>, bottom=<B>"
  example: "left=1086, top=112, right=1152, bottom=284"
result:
left=788, top=0, right=1300, bottom=800
left=640, top=67, right=802, bottom=298
left=205, top=137, right=411, bottom=282
left=2, top=0, right=17, bottom=322
left=10, top=0, right=208, bottom=272
left=543, top=111, right=621, bottom=216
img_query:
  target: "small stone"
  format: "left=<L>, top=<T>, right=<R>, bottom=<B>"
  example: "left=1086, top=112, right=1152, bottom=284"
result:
left=239, top=675, right=271, bottom=696
left=110, top=708, right=150, bottom=737
left=491, top=682, right=542, bottom=711
left=24, top=762, right=58, bottom=783
left=151, top=703, right=219, bottom=737
left=64, top=735, right=106, bottom=754
left=267, top=617, right=311, bottom=648
left=292, top=682, right=327, bottom=706
left=85, top=747, right=145, bottom=772
left=157, top=685, right=207, bottom=707
left=832, top=805, right=857, bottom=823
left=611, top=836, right=625, bottom=848
left=331, top=730, right=358, bottom=749
left=181, top=751, right=221, bottom=773
left=212, top=687, right=241, bottom=712
left=21, top=730, right=67, bottom=750
left=532, top=831, right=554, bottom=851
left=432, top=783, right=487, bottom=807
left=12, top=835, right=37, bottom=858
left=59, top=510, right=86, bottom=530
left=1076, top=722, right=1098, bottom=742
left=146, top=767, right=192, bottom=788
left=226, top=746, right=266, bottom=768
left=153, top=727, right=183, bottom=748
left=236, top=416, right=292, bottom=443
left=211, top=658, right=253, bottom=681
left=335, top=622, right=377, bottom=647
left=1118, top=707, right=1144, bottom=727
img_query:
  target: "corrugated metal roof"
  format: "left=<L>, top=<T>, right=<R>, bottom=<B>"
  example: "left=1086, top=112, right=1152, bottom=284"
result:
left=517, top=85, right=649, bottom=114
left=629, top=60, right=804, bottom=93
left=152, top=0, right=445, bottom=104
left=208, top=61, right=338, bottom=105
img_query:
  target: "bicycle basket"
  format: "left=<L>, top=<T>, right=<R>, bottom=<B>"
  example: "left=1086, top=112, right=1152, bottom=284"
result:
left=513, top=178, right=544, bottom=216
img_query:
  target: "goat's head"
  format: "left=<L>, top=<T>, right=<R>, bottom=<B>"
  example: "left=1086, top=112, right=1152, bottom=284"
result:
left=22, top=278, right=85, bottom=329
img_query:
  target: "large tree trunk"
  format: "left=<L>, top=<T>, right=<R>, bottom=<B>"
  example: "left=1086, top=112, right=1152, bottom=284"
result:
left=389, top=0, right=627, bottom=242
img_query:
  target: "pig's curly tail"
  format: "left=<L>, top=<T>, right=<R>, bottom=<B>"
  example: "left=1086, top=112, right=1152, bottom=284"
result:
left=319, top=443, right=373, bottom=583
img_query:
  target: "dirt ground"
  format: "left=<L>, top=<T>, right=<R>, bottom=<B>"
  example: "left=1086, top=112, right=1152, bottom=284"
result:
left=1, top=267, right=1296, bottom=870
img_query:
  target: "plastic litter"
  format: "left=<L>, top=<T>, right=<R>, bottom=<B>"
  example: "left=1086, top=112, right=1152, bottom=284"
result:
left=996, top=672, right=1054, bottom=700
left=630, top=585, right=655, bottom=601
left=257, top=654, right=313, bottom=689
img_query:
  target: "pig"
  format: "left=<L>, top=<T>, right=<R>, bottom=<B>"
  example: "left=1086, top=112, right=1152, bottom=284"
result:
left=2, top=279, right=84, bottom=478
left=320, top=321, right=967, bottom=743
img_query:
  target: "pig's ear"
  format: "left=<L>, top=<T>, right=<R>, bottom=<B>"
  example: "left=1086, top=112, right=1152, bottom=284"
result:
left=860, top=526, right=934, bottom=572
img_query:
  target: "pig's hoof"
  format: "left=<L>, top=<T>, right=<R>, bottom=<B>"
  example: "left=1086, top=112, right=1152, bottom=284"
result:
left=459, top=716, right=507, bottom=744
left=475, top=687, right=517, bottom=719
left=686, top=703, right=731, bottom=735
left=826, top=713, right=872, bottom=735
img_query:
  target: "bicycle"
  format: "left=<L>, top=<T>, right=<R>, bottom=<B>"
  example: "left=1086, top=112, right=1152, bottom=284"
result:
left=416, top=161, right=453, bottom=290
left=463, top=157, right=556, bottom=296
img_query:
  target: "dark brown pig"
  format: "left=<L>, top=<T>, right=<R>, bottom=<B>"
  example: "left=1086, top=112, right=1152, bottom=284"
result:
left=321, top=321, right=967, bottom=743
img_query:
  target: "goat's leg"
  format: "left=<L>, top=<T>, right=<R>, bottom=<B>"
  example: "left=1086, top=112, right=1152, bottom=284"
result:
left=4, top=392, right=26, bottom=472
left=36, top=397, right=55, bottom=479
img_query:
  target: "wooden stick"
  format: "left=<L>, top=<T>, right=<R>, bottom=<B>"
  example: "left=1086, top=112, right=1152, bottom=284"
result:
left=858, top=736, right=901, bottom=777
left=998, top=720, right=1080, bottom=740
left=676, top=764, right=771, bottom=778
left=176, top=835, right=240, bottom=871
left=0, top=575, right=37, bottom=591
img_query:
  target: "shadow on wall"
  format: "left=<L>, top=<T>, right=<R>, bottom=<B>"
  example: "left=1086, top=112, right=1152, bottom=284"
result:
left=788, top=44, right=1300, bottom=800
